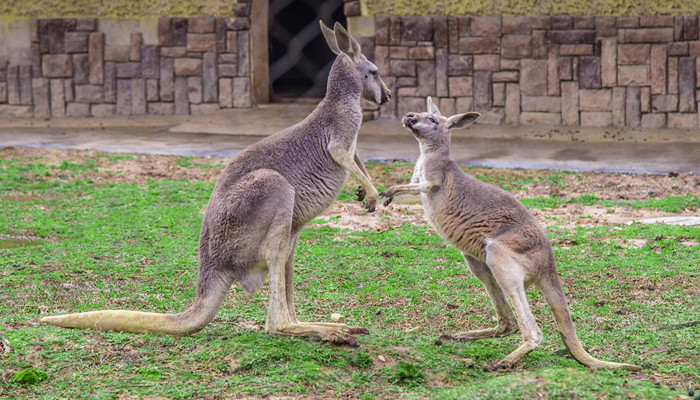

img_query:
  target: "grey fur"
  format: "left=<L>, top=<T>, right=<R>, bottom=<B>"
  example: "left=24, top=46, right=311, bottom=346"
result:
left=41, top=22, right=391, bottom=346
left=380, top=97, right=641, bottom=371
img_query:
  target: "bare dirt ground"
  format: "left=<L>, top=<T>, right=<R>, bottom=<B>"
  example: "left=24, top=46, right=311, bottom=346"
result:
left=2, top=146, right=699, bottom=233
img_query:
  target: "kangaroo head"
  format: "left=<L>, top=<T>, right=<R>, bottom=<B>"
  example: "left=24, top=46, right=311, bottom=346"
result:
left=403, top=97, right=480, bottom=148
left=320, top=21, right=391, bottom=105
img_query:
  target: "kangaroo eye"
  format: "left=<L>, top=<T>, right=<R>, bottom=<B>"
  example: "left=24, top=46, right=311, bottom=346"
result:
left=429, top=117, right=437, bottom=124
left=370, top=70, right=378, bottom=76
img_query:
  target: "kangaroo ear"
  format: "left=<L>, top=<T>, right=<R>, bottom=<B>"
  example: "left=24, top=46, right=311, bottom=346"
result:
left=426, top=96, right=442, bottom=116
left=333, top=22, right=361, bottom=63
left=320, top=21, right=341, bottom=55
left=446, top=112, right=480, bottom=129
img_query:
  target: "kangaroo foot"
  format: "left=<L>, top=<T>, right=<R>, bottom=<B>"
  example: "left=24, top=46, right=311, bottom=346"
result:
left=300, top=322, right=369, bottom=335
left=438, top=325, right=518, bottom=342
left=270, top=322, right=361, bottom=347
left=483, top=359, right=514, bottom=372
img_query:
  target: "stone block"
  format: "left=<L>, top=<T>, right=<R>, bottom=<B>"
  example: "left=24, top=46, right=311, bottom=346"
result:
left=580, top=111, right=612, bottom=127
left=218, top=64, right=237, bottom=77
left=690, top=41, right=700, bottom=56
left=32, top=78, right=49, bottom=118
left=402, top=17, right=433, bottom=42
left=448, top=17, right=459, bottom=54
left=458, top=16, right=471, bottom=36
left=104, top=62, right=117, bottom=103
left=0, top=82, right=6, bottom=104
left=474, top=55, right=499, bottom=71
left=66, top=103, right=90, bottom=117
left=379, top=76, right=397, bottom=119
left=640, top=16, right=674, bottom=27
left=187, top=77, right=203, bottom=104
left=532, top=30, right=548, bottom=59
left=559, top=44, right=593, bottom=55
left=617, top=17, right=639, bottom=28
left=459, top=37, right=500, bottom=54
left=390, top=60, right=416, bottom=77
left=552, top=16, right=573, bottom=30
left=641, top=113, right=666, bottom=129
left=161, top=47, right=187, bottom=58
left=172, top=18, right=189, bottom=46
left=174, top=58, right=202, bottom=76
left=448, top=55, right=473, bottom=76
left=502, top=16, right=531, bottom=35
left=234, top=3, right=250, bottom=17
left=202, top=52, right=218, bottom=103
left=42, top=54, right=72, bottom=78
left=159, top=57, right=174, bottom=101
left=397, top=77, right=416, bottom=87
left=449, top=76, right=473, bottom=97
left=225, top=31, right=238, bottom=53
left=520, top=59, right=547, bottom=96
left=668, top=42, right=689, bottom=56
left=505, top=83, right=520, bottom=124
left=650, top=46, right=667, bottom=94
left=75, top=18, right=97, bottom=32
left=31, top=43, right=42, bottom=78
left=678, top=57, right=697, bottom=112
left=559, top=57, right=574, bottom=80
left=191, top=103, right=221, bottom=115
left=471, top=17, right=500, bottom=36
left=520, top=112, right=561, bottom=125
left=65, top=32, right=89, bottom=53
left=225, top=17, right=250, bottom=31
left=574, top=16, right=596, bottom=29
left=218, top=78, right=232, bottom=108
left=397, top=87, right=417, bottom=97
left=117, top=62, right=141, bottom=78
left=521, top=96, right=561, bottom=112
left=617, top=44, right=650, bottom=64
left=389, top=17, right=402, bottom=46
left=683, top=17, right=699, bottom=40
left=390, top=46, right=408, bottom=59
left=158, top=17, right=174, bottom=46
left=617, top=65, right=650, bottom=86
left=20, top=66, right=32, bottom=105
left=75, top=84, right=104, bottom=103
left=148, top=102, right=175, bottom=115
left=233, top=77, right=252, bottom=108
left=434, top=17, right=448, bottom=48
left=651, top=94, right=678, bottom=112
left=641, top=87, right=650, bottom=112
left=105, top=45, right=130, bottom=62
left=455, top=97, right=474, bottom=113
left=187, top=34, right=217, bottom=52
left=674, top=17, right=683, bottom=41
left=174, top=77, right=189, bottom=114
left=625, top=86, right=641, bottom=128
left=146, top=79, right=159, bottom=101
left=578, top=56, right=601, bottom=89
left=601, top=38, right=617, bottom=87
left=492, top=83, right=505, bottom=106
left=141, top=45, right=159, bottom=79
left=73, top=54, right=89, bottom=84
left=48, top=19, right=75, bottom=54
left=548, top=30, right=596, bottom=44
left=620, top=28, right=674, bottom=43
left=435, top=48, right=448, bottom=97
left=189, top=17, right=216, bottom=33
left=668, top=112, right=697, bottom=128
left=548, top=46, right=560, bottom=96
left=88, top=32, right=104, bottom=85
left=409, top=46, right=435, bottom=60
left=561, top=81, right=579, bottom=125
left=501, top=59, right=520, bottom=70
left=375, top=16, right=390, bottom=45
left=438, top=97, right=456, bottom=116
left=596, top=16, right=617, bottom=37
left=7, top=66, right=19, bottom=105
left=473, top=71, right=491, bottom=107
left=416, top=60, right=435, bottom=96
left=668, top=57, right=679, bottom=94
left=474, top=106, right=505, bottom=125
left=612, top=87, right=626, bottom=126
left=90, top=104, right=116, bottom=117
left=501, top=35, right=531, bottom=59
left=493, top=71, right=519, bottom=82
left=238, top=31, right=250, bottom=76
left=579, top=89, right=612, bottom=111
left=0, top=105, right=33, bottom=117
left=130, top=78, right=146, bottom=115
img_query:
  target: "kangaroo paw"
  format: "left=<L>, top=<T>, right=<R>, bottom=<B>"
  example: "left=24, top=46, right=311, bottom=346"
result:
left=355, top=186, right=366, bottom=202
left=483, top=360, right=514, bottom=372
left=346, top=326, right=369, bottom=335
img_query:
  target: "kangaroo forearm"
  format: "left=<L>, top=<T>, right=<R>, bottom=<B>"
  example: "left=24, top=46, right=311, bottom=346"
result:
left=354, top=152, right=372, bottom=182
left=390, top=182, right=434, bottom=195
left=330, top=148, right=377, bottom=194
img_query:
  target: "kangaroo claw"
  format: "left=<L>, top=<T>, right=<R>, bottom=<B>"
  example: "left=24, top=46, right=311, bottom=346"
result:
left=356, top=186, right=366, bottom=202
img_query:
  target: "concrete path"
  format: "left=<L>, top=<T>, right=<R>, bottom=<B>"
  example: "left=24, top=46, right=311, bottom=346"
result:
left=1, top=103, right=698, bottom=174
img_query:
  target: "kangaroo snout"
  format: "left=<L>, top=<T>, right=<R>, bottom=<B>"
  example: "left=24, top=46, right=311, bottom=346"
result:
left=403, top=113, right=417, bottom=127
left=380, top=86, right=391, bottom=105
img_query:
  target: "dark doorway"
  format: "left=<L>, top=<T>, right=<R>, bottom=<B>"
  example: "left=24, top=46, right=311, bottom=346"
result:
left=268, top=0, right=346, bottom=100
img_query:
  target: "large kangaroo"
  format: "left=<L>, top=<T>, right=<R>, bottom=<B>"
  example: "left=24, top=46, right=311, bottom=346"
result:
left=41, top=22, right=391, bottom=346
left=380, top=97, right=641, bottom=371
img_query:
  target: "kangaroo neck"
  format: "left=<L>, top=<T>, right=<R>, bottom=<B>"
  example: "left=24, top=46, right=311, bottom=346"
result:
left=317, top=56, right=363, bottom=126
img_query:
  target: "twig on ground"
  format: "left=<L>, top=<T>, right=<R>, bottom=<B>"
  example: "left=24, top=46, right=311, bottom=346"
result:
left=658, top=320, right=700, bottom=331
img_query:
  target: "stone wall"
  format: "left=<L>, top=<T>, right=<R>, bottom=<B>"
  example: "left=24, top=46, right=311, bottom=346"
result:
left=357, top=15, right=700, bottom=129
left=0, top=5, right=252, bottom=118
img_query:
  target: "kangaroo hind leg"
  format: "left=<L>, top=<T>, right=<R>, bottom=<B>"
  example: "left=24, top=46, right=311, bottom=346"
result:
left=440, top=254, right=518, bottom=343
left=482, top=240, right=543, bottom=371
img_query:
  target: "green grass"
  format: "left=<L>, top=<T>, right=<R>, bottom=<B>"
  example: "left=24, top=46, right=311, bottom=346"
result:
left=1, top=155, right=698, bottom=399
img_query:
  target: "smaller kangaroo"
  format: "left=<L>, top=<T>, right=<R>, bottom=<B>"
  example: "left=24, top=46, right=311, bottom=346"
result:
left=380, top=97, right=642, bottom=372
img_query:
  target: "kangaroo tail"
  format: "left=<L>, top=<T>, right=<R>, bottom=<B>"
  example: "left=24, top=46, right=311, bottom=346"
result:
left=539, top=270, right=642, bottom=371
left=41, top=271, right=233, bottom=336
